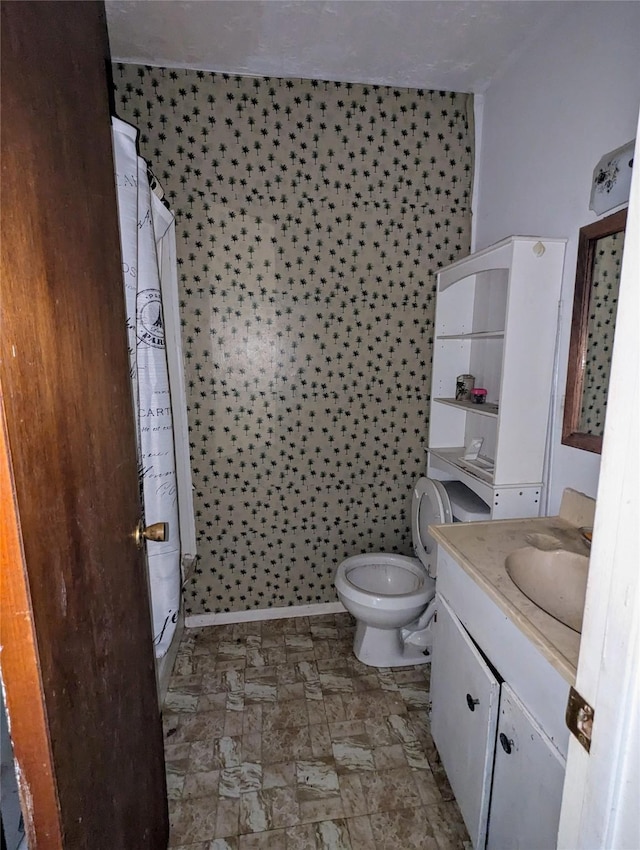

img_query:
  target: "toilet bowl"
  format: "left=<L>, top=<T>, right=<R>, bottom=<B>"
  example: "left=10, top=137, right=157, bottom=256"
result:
left=335, top=476, right=489, bottom=667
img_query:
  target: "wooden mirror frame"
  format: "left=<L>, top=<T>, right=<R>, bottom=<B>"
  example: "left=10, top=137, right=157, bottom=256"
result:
left=562, top=207, right=627, bottom=453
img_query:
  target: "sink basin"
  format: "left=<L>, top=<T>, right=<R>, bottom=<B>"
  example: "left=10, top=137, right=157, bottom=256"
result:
left=505, top=547, right=589, bottom=633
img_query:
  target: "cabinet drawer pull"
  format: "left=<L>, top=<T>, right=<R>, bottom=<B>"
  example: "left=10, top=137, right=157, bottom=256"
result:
left=466, top=693, right=480, bottom=711
left=499, top=732, right=514, bottom=754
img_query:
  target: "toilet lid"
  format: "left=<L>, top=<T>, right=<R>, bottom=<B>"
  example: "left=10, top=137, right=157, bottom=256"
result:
left=411, top=477, right=452, bottom=578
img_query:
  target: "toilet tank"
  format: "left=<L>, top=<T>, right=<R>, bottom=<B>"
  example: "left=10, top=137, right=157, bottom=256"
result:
left=444, top=480, right=491, bottom=523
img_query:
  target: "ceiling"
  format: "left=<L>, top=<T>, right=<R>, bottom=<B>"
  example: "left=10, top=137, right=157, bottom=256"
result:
left=105, top=0, right=575, bottom=94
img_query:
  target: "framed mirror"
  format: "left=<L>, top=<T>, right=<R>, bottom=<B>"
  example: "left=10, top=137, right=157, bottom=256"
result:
left=562, top=207, right=627, bottom=453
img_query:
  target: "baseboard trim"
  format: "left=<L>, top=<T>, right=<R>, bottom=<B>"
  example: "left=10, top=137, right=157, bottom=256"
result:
left=185, top=601, right=347, bottom=629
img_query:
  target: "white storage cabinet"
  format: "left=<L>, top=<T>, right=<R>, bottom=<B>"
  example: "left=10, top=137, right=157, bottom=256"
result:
left=428, top=237, right=566, bottom=518
left=430, top=596, right=500, bottom=849
left=431, top=549, right=570, bottom=850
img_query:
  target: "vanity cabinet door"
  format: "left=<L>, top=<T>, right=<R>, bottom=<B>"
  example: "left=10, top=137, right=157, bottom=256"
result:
left=487, top=683, right=565, bottom=850
left=431, top=595, right=500, bottom=849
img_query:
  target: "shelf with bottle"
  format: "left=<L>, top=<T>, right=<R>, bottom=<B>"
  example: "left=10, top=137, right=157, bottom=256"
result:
left=433, top=397, right=499, bottom=417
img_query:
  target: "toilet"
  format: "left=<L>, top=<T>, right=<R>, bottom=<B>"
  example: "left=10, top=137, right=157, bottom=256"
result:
left=335, top=476, right=489, bottom=667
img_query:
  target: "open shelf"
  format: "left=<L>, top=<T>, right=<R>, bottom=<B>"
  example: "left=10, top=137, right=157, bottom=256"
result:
left=437, top=330, right=504, bottom=340
left=428, top=447, right=495, bottom=501
left=434, top=398, right=499, bottom=417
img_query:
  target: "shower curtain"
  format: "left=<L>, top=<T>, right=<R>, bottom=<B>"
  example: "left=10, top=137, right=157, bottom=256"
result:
left=112, top=117, right=184, bottom=658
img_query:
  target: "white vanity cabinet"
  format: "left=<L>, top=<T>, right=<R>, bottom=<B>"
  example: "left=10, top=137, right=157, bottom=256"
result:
left=431, top=596, right=500, bottom=849
left=428, top=236, right=567, bottom=518
left=487, top=684, right=565, bottom=850
left=431, top=547, right=571, bottom=850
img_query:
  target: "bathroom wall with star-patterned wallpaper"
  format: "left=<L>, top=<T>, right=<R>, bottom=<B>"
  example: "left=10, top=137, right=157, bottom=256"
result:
left=113, top=64, right=474, bottom=616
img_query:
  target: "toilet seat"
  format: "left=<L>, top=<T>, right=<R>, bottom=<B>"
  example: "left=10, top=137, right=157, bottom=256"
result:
left=412, top=477, right=453, bottom=578
left=340, top=553, right=430, bottom=600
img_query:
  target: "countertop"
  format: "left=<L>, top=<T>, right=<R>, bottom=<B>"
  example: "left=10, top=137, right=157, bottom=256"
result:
left=430, top=515, right=586, bottom=685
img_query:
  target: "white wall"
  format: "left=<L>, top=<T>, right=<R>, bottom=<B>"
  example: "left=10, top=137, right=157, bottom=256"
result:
left=475, top=1, right=640, bottom=514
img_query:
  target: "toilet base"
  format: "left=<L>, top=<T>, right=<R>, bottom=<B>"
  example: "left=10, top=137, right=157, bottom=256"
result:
left=353, top=621, right=431, bottom=668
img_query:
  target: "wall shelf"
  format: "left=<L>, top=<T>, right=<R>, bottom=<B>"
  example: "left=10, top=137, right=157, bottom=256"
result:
left=427, top=236, right=567, bottom=517
left=434, top=398, right=499, bottom=417
left=437, top=331, right=504, bottom=340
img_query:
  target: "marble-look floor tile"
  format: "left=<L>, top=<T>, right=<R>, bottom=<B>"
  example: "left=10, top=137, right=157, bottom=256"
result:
left=239, top=791, right=271, bottom=834
left=243, top=705, right=263, bottom=735
left=225, top=709, right=246, bottom=738
left=170, top=843, right=211, bottom=850
left=346, top=815, right=374, bottom=850
left=284, top=822, right=317, bottom=850
left=198, top=692, right=228, bottom=712
left=370, top=807, right=438, bottom=849
left=398, top=684, right=431, bottom=710
left=295, top=759, right=341, bottom=801
left=298, top=797, right=346, bottom=825
left=219, top=763, right=262, bottom=798
left=166, top=742, right=192, bottom=776
left=328, top=720, right=367, bottom=742
left=278, top=682, right=305, bottom=701
left=162, top=615, right=469, bottom=849
left=424, top=801, right=470, bottom=850
left=315, top=818, right=352, bottom=850
left=263, top=699, right=310, bottom=731
left=182, top=709, right=226, bottom=742
left=212, top=736, right=243, bottom=769
left=296, top=661, right=320, bottom=684
left=412, top=767, right=443, bottom=807
left=170, top=797, right=218, bottom=845
left=263, top=761, right=296, bottom=790
left=210, top=836, right=239, bottom=850
left=319, top=672, right=355, bottom=694
left=304, top=683, right=324, bottom=704
left=262, top=726, right=313, bottom=763
left=166, top=691, right=200, bottom=713
left=238, top=829, right=287, bottom=849
left=323, top=695, right=346, bottom=724
left=245, top=682, right=279, bottom=704
left=264, top=785, right=300, bottom=829
left=338, top=774, right=368, bottom=818
left=167, top=771, right=186, bottom=799
left=216, top=798, right=240, bottom=838
left=210, top=838, right=239, bottom=850
left=243, top=731, right=263, bottom=763
left=309, top=723, right=333, bottom=758
left=372, top=743, right=407, bottom=771
left=331, top=740, right=375, bottom=774
left=182, top=768, right=221, bottom=800
left=247, top=648, right=269, bottom=668
left=306, top=699, right=327, bottom=726
left=245, top=667, right=278, bottom=685
left=341, top=690, right=389, bottom=721
left=359, top=767, right=422, bottom=814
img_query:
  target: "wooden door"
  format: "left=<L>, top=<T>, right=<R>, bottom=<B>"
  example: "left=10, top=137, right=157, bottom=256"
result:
left=0, top=3, right=168, bottom=848
left=487, top=684, right=565, bottom=850
left=431, top=595, right=500, bottom=849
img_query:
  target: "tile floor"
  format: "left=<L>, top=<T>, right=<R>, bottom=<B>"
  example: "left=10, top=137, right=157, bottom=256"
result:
left=164, top=613, right=471, bottom=849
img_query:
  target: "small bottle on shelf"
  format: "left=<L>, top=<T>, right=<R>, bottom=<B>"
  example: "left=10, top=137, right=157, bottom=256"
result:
left=471, top=388, right=487, bottom=405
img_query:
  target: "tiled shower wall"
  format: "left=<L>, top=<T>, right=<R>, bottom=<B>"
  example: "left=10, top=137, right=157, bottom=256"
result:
left=113, top=65, right=473, bottom=615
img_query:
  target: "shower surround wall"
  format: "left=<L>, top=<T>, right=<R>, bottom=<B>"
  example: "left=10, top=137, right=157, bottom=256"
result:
left=114, top=65, right=473, bottom=616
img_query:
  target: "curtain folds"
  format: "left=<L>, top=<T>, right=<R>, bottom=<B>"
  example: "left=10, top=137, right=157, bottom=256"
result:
left=112, top=117, right=181, bottom=658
